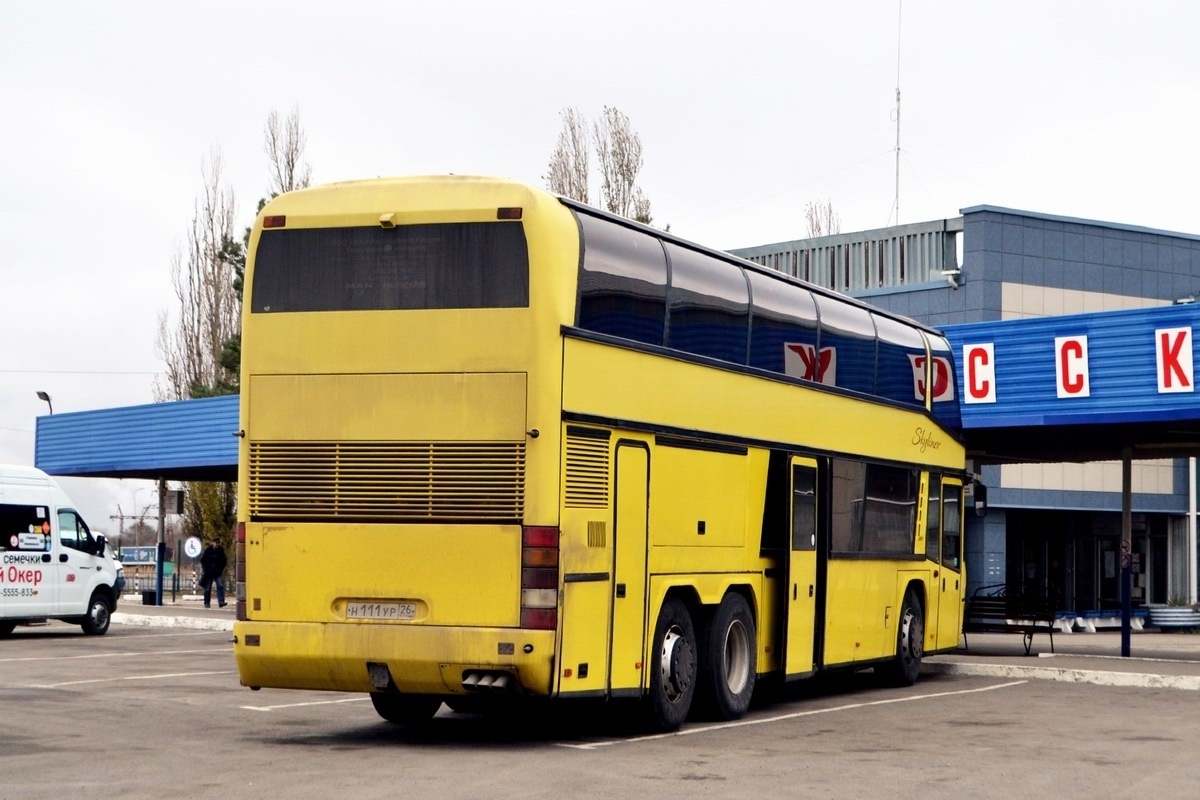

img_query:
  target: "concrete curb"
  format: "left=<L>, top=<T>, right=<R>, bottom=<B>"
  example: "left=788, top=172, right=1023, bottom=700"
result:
left=112, top=612, right=234, bottom=633
left=924, top=660, right=1200, bottom=691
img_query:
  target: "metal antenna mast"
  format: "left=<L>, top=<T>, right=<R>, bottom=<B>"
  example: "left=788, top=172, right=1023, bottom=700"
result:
left=893, top=0, right=903, bottom=225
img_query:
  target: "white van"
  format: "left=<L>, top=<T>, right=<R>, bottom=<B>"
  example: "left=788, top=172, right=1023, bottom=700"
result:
left=1, top=464, right=122, bottom=637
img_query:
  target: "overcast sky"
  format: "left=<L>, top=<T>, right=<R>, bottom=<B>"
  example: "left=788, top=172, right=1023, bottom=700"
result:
left=3, top=1, right=1199, bottom=533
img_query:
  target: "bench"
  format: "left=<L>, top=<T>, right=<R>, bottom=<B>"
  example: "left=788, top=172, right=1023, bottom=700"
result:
left=962, top=584, right=1056, bottom=655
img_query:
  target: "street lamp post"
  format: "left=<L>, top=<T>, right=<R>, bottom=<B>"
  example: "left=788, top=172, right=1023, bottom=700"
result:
left=36, top=391, right=53, bottom=414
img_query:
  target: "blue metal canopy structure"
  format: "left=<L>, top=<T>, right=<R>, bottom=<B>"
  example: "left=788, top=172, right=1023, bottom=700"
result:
left=944, top=302, right=1200, bottom=463
left=34, top=394, right=238, bottom=481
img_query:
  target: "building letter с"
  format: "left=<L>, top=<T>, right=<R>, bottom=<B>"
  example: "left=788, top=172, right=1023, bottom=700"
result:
left=963, top=343, right=996, bottom=404
left=1055, top=335, right=1090, bottom=398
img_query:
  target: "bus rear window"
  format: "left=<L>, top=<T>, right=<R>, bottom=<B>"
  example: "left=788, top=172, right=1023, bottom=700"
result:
left=251, top=222, right=529, bottom=312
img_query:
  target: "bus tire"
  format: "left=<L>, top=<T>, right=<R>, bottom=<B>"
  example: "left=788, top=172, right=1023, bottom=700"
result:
left=370, top=692, right=442, bottom=724
left=648, top=597, right=698, bottom=731
left=700, top=593, right=756, bottom=720
left=81, top=593, right=111, bottom=636
left=877, top=591, right=923, bottom=687
left=0, top=620, right=16, bottom=638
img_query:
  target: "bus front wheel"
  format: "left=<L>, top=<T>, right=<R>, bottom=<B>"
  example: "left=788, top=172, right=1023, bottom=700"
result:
left=877, top=591, right=924, bottom=686
left=648, top=597, right=697, bottom=731
left=700, top=593, right=756, bottom=720
left=369, top=692, right=441, bottom=725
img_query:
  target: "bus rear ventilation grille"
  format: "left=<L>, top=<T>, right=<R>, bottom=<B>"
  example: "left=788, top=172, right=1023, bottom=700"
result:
left=247, top=441, right=525, bottom=523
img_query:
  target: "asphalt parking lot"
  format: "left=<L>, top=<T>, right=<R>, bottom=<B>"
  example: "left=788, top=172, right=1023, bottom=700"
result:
left=3, top=615, right=1200, bottom=799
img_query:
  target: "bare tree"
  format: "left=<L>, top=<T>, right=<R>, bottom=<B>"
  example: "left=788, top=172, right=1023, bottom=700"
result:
left=544, top=107, right=589, bottom=202
left=805, top=200, right=841, bottom=238
left=155, top=149, right=240, bottom=401
left=219, top=107, right=315, bottom=394
left=264, top=107, right=312, bottom=197
left=632, top=187, right=652, bottom=226
left=154, top=112, right=315, bottom=560
left=593, top=106, right=645, bottom=219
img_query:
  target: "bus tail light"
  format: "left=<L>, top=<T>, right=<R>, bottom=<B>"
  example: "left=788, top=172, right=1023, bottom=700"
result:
left=235, top=522, right=247, bottom=621
left=521, top=526, right=559, bottom=630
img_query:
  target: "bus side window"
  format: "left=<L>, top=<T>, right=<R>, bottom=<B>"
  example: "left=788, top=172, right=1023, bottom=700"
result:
left=942, top=485, right=962, bottom=570
left=925, top=473, right=941, bottom=562
left=791, top=466, right=817, bottom=551
left=873, top=313, right=928, bottom=409
left=576, top=213, right=667, bottom=346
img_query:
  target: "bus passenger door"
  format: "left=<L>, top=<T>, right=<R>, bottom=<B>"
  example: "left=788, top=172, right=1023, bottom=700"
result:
left=609, top=442, right=649, bottom=695
left=784, top=458, right=819, bottom=679
left=936, top=479, right=965, bottom=651
left=923, top=473, right=943, bottom=649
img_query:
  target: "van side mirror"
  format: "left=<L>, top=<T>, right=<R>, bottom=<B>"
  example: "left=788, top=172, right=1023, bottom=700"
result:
left=973, top=483, right=988, bottom=517
left=93, top=534, right=107, bottom=556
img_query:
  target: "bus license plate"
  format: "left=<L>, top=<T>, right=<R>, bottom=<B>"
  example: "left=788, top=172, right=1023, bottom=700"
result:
left=347, top=602, right=417, bottom=621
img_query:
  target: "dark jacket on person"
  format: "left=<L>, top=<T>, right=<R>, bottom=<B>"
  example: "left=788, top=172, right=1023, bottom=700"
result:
left=200, top=543, right=227, bottom=580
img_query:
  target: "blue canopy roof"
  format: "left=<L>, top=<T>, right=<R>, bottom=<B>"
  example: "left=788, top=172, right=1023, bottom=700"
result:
left=35, top=394, right=238, bottom=480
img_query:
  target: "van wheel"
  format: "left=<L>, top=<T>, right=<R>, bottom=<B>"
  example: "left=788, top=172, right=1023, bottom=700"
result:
left=647, top=597, right=697, bottom=731
left=699, top=593, right=757, bottom=720
left=370, top=692, right=441, bottom=724
left=81, top=593, right=112, bottom=635
left=0, top=621, right=16, bottom=638
left=876, top=591, right=923, bottom=686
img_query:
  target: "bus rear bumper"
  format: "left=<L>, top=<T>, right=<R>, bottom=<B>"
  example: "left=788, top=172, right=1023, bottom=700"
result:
left=233, top=620, right=556, bottom=696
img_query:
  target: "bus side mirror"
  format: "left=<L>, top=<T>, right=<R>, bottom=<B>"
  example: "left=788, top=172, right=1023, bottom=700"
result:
left=973, top=483, right=988, bottom=517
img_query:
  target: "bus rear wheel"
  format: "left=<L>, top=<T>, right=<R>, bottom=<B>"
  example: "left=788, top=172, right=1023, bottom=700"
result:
left=699, top=593, right=756, bottom=720
left=369, top=692, right=442, bottom=724
left=0, top=620, right=16, bottom=638
left=648, top=597, right=697, bottom=731
left=877, top=591, right=924, bottom=686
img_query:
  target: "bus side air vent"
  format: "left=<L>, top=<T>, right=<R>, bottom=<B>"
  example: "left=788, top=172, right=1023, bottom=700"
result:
left=564, top=428, right=610, bottom=509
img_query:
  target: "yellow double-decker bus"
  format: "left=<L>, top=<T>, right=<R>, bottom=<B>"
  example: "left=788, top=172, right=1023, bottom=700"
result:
left=233, top=175, right=967, bottom=730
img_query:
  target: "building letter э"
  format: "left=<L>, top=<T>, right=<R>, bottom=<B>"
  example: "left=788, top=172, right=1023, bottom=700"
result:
left=1055, top=335, right=1090, bottom=398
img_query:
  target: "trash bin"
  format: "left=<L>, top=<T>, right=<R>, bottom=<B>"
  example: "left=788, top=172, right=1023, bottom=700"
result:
left=141, top=590, right=157, bottom=605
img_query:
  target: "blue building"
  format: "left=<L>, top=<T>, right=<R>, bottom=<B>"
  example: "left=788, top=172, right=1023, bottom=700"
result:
left=732, top=206, right=1200, bottom=612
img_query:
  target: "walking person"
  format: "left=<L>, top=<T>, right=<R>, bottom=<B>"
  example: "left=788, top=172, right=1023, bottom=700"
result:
left=199, top=538, right=228, bottom=608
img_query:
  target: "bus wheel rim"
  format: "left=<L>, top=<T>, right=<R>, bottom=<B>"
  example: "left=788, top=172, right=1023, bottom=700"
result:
left=660, top=626, right=693, bottom=703
left=723, top=619, right=750, bottom=694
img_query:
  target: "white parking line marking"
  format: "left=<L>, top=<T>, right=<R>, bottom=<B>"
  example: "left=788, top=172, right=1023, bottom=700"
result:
left=0, top=647, right=224, bottom=664
left=29, top=670, right=236, bottom=688
left=558, top=680, right=1028, bottom=750
left=241, top=697, right=371, bottom=711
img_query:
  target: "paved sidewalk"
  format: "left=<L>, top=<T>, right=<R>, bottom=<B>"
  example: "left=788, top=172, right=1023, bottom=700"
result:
left=110, top=596, right=1200, bottom=689
left=113, top=592, right=235, bottom=632
left=924, top=629, right=1200, bottom=690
